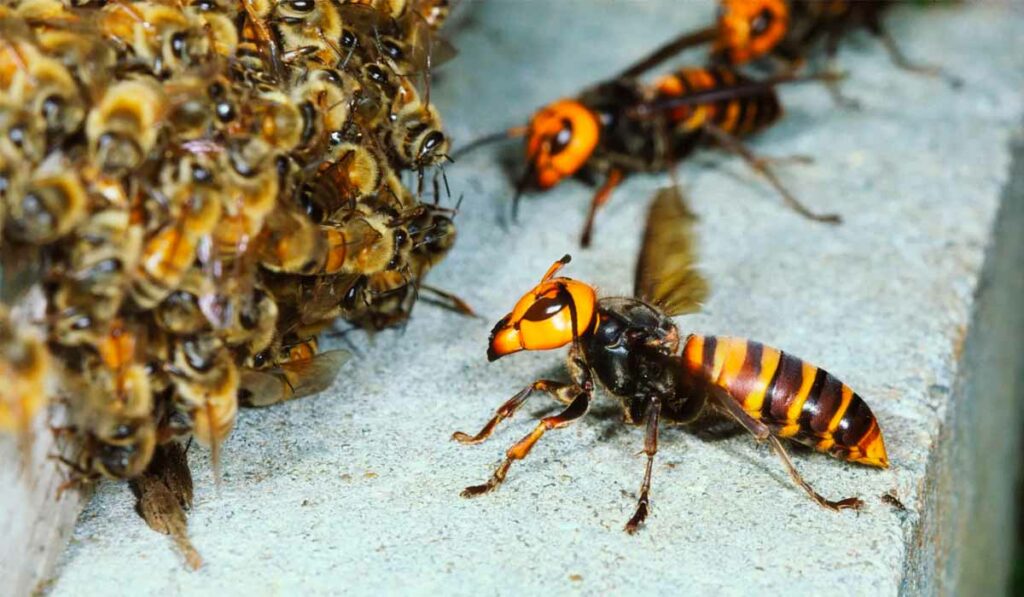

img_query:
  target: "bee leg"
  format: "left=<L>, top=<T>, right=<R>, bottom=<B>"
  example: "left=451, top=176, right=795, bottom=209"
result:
left=580, top=168, right=625, bottom=248
left=419, top=284, right=479, bottom=318
left=452, top=380, right=577, bottom=445
left=711, top=389, right=862, bottom=511
left=870, top=23, right=962, bottom=89
left=700, top=122, right=842, bottom=225
left=625, top=399, right=661, bottom=534
left=461, top=389, right=590, bottom=497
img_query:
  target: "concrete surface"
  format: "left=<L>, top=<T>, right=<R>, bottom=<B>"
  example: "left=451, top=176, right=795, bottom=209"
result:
left=47, top=1, right=1024, bottom=595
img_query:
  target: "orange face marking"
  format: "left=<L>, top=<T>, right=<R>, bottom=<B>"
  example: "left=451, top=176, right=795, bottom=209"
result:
left=525, top=100, right=601, bottom=190
left=488, top=257, right=597, bottom=361
left=713, top=0, right=789, bottom=65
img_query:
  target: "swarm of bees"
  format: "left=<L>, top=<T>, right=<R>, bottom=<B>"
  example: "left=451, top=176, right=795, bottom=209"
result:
left=0, top=0, right=461, bottom=564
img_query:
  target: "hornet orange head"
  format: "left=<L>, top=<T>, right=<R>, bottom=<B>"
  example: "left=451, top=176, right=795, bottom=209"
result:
left=712, top=0, right=789, bottom=65
left=488, top=255, right=597, bottom=361
left=523, top=100, right=601, bottom=190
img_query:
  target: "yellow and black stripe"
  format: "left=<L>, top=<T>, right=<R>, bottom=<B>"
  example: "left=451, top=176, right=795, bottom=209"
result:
left=681, top=335, right=888, bottom=468
left=652, top=66, right=782, bottom=137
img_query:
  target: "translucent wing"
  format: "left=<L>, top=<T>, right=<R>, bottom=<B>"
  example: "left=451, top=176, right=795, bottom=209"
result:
left=634, top=186, right=709, bottom=316
left=239, top=350, right=350, bottom=408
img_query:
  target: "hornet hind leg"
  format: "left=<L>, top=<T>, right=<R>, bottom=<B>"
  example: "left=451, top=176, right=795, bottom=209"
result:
left=710, top=386, right=863, bottom=511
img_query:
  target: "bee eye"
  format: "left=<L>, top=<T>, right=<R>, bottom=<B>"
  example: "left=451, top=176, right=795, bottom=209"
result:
left=328, top=130, right=343, bottom=145
left=216, top=101, right=235, bottom=122
left=422, top=131, right=444, bottom=153
left=183, top=339, right=214, bottom=372
left=42, top=95, right=64, bottom=124
left=208, top=82, right=225, bottom=98
left=9, top=125, right=26, bottom=147
left=289, top=0, right=314, bottom=12
left=366, top=65, right=387, bottom=84
left=252, top=350, right=270, bottom=368
left=112, top=424, right=134, bottom=440
left=751, top=8, right=773, bottom=35
left=523, top=294, right=566, bottom=322
left=382, top=40, right=403, bottom=60
left=549, top=120, right=573, bottom=156
left=192, top=166, right=212, bottom=183
left=341, top=30, right=358, bottom=49
left=170, top=32, right=188, bottom=58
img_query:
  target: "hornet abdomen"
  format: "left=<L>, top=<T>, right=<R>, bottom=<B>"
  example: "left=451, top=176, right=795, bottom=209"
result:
left=681, top=335, right=888, bottom=468
left=653, top=66, right=782, bottom=137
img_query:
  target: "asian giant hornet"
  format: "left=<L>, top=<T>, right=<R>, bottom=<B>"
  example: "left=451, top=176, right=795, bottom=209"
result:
left=621, top=0, right=955, bottom=105
left=454, top=187, right=887, bottom=533
left=455, top=56, right=840, bottom=247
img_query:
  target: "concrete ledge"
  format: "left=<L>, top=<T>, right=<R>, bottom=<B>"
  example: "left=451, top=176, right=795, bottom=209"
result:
left=48, top=1, right=1024, bottom=594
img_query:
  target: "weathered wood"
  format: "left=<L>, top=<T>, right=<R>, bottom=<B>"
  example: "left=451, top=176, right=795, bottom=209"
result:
left=0, top=415, right=87, bottom=596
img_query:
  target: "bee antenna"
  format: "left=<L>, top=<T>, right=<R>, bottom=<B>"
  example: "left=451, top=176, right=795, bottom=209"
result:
left=441, top=164, right=452, bottom=201
left=450, top=127, right=524, bottom=161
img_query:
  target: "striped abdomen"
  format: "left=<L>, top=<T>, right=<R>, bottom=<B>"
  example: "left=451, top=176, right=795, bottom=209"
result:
left=681, top=335, right=888, bottom=468
left=652, top=66, right=782, bottom=138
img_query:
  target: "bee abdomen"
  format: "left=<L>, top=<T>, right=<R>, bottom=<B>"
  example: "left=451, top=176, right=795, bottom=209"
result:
left=681, top=335, right=888, bottom=468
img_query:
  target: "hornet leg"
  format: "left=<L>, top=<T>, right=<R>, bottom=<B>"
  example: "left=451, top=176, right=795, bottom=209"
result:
left=452, top=380, right=580, bottom=445
left=625, top=398, right=661, bottom=534
left=580, top=168, right=625, bottom=248
left=711, top=388, right=862, bottom=511
left=701, top=122, right=842, bottom=224
left=461, top=390, right=590, bottom=497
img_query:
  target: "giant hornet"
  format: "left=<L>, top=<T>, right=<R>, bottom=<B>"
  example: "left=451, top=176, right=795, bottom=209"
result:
left=455, top=42, right=839, bottom=247
left=621, top=0, right=955, bottom=106
left=455, top=187, right=888, bottom=533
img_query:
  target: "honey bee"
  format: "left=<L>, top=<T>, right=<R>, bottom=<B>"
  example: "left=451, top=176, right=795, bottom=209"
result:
left=64, top=321, right=157, bottom=481
left=86, top=78, right=168, bottom=174
left=288, top=68, right=358, bottom=159
left=0, top=305, right=52, bottom=443
left=3, top=153, right=88, bottom=244
left=153, top=268, right=214, bottom=336
left=99, top=0, right=211, bottom=78
left=298, top=140, right=384, bottom=219
left=164, top=333, right=239, bottom=480
left=0, top=35, right=86, bottom=150
left=131, top=155, right=222, bottom=309
left=239, top=335, right=348, bottom=407
left=45, top=184, right=142, bottom=346
left=266, top=0, right=344, bottom=66
left=386, top=78, right=449, bottom=172
left=456, top=187, right=886, bottom=532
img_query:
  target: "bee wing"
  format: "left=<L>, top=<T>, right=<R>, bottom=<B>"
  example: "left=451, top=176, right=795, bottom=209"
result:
left=278, top=349, right=351, bottom=399
left=238, top=350, right=350, bottom=408
left=634, top=186, right=709, bottom=317
left=238, top=369, right=291, bottom=408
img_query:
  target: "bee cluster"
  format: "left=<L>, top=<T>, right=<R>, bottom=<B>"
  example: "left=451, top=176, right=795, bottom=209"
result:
left=0, top=0, right=457, bottom=490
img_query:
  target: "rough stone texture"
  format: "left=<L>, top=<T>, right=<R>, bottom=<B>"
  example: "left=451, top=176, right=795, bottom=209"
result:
left=44, top=1, right=1024, bottom=595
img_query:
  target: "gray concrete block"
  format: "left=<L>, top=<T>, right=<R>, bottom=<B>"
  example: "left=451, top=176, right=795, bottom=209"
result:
left=47, top=1, right=1024, bottom=594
